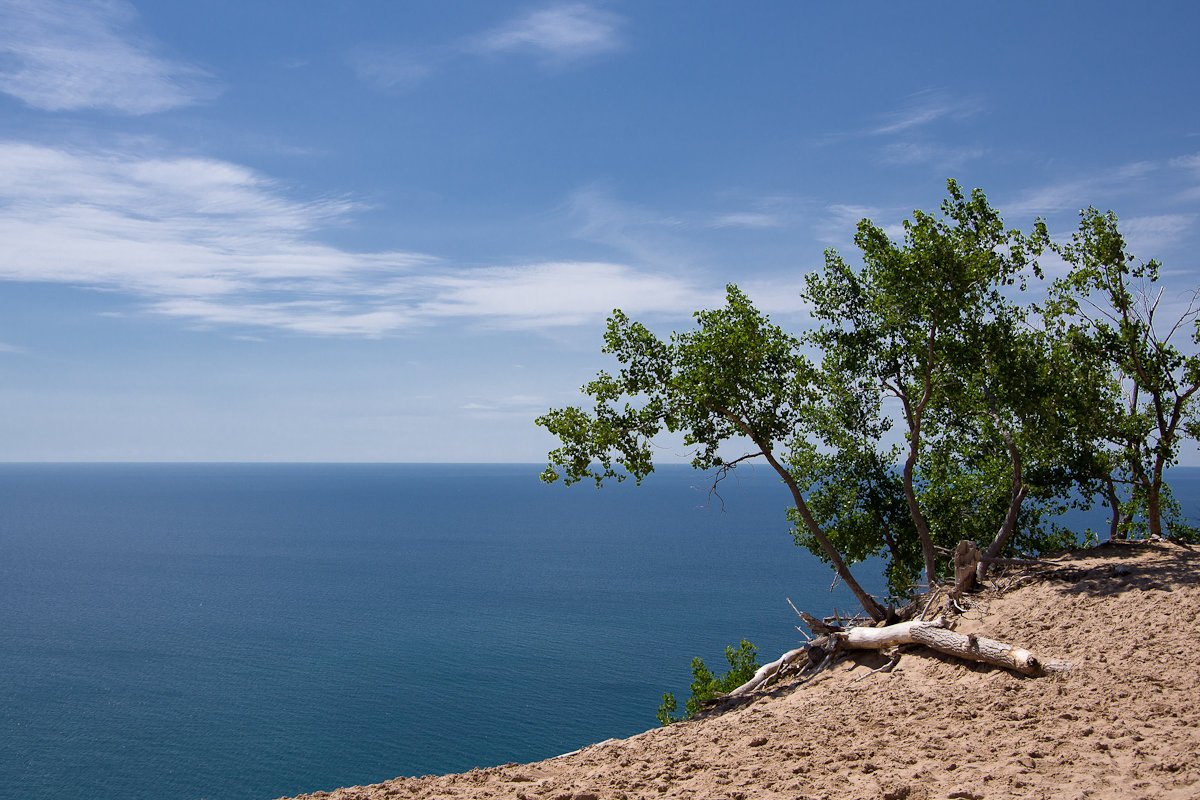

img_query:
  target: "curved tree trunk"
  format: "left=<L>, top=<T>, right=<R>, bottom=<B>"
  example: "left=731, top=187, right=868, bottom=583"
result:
left=902, top=446, right=938, bottom=588
left=719, top=410, right=888, bottom=624
left=764, top=449, right=887, bottom=623
left=1105, top=476, right=1126, bottom=541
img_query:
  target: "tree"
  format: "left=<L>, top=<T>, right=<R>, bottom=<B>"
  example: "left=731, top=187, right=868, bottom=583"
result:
left=802, top=180, right=1049, bottom=584
left=537, top=285, right=889, bottom=621
left=922, top=314, right=1104, bottom=579
left=785, top=369, right=917, bottom=598
left=1045, top=208, right=1200, bottom=541
left=539, top=183, right=1198, bottom=627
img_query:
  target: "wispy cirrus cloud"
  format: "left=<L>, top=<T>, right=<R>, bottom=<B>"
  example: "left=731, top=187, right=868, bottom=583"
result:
left=148, top=261, right=714, bottom=335
left=1000, top=161, right=1160, bottom=218
left=0, top=0, right=216, bottom=114
left=824, top=89, right=988, bottom=171
left=346, top=48, right=437, bottom=91
left=1119, top=213, right=1196, bottom=259
left=1168, top=152, right=1200, bottom=201
left=470, top=3, right=624, bottom=62
left=564, top=185, right=701, bottom=270
left=869, top=89, right=982, bottom=136
left=0, top=141, right=711, bottom=337
left=711, top=212, right=784, bottom=229
left=0, top=141, right=415, bottom=296
left=1169, top=152, right=1200, bottom=172
left=415, top=261, right=716, bottom=328
left=706, top=192, right=812, bottom=232
left=814, top=203, right=881, bottom=247
left=877, top=141, right=987, bottom=170
left=350, top=3, right=624, bottom=89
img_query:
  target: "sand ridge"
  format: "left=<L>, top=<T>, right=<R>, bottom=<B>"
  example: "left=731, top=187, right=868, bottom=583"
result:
left=275, top=540, right=1200, bottom=800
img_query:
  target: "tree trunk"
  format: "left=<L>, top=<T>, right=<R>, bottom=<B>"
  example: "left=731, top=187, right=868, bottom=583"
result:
left=1147, top=455, right=1165, bottom=538
left=758, top=445, right=887, bottom=622
left=978, top=409, right=1028, bottom=582
left=979, top=485, right=1028, bottom=581
left=902, top=444, right=938, bottom=587
left=840, top=618, right=949, bottom=649
left=1105, top=476, right=1126, bottom=541
left=787, top=490, right=887, bottom=623
left=1146, top=480, right=1163, bottom=538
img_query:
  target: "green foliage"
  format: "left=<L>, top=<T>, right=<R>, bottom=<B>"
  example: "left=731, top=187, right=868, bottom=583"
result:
left=539, top=179, right=1200, bottom=623
left=801, top=179, right=1053, bottom=582
left=537, top=283, right=888, bottom=620
left=788, top=429, right=918, bottom=599
left=537, top=288, right=813, bottom=486
left=1043, top=207, right=1200, bottom=542
left=657, top=640, right=760, bottom=725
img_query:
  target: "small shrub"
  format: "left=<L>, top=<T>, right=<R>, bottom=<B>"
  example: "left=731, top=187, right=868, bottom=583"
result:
left=657, top=639, right=759, bottom=725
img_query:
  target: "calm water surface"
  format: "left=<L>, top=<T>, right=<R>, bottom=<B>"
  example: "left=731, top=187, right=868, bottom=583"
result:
left=4, top=463, right=1194, bottom=800
left=1, top=463, right=885, bottom=800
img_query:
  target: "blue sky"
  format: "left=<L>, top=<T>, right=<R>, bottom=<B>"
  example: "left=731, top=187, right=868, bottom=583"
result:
left=1, top=1, right=1199, bottom=462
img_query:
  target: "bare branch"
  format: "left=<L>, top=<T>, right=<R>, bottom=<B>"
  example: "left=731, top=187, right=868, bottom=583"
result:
left=703, top=450, right=767, bottom=511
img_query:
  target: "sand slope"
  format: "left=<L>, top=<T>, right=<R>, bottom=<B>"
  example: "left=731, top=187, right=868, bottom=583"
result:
left=276, top=540, right=1200, bottom=800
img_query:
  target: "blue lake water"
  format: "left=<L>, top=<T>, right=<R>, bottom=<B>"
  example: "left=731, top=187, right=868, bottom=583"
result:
left=1, top=463, right=1194, bottom=800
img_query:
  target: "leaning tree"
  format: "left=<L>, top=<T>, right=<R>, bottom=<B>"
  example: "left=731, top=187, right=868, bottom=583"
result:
left=538, top=182, right=1198, bottom=632
left=537, top=285, right=889, bottom=621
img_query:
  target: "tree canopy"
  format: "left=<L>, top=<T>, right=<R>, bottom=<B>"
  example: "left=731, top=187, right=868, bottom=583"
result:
left=538, top=181, right=1200, bottom=619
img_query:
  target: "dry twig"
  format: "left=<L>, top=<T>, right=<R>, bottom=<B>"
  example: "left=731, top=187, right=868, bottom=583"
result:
left=851, top=647, right=909, bottom=683
left=918, top=587, right=943, bottom=621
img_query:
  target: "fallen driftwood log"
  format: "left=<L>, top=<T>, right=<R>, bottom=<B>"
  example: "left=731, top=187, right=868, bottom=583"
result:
left=724, top=615, right=1070, bottom=698
left=837, top=616, right=1070, bottom=677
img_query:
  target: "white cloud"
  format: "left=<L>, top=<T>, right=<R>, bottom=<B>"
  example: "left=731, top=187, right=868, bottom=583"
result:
left=461, top=394, right=547, bottom=415
left=1169, top=153, right=1200, bottom=172
left=0, top=0, right=215, bottom=114
left=1168, top=153, right=1200, bottom=202
left=0, top=141, right=712, bottom=337
left=415, top=262, right=718, bottom=328
left=1000, top=161, right=1161, bottom=218
left=870, top=89, right=981, bottom=136
left=350, top=3, right=624, bottom=89
left=472, top=3, right=624, bottom=61
left=838, top=90, right=989, bottom=174
left=1119, top=214, right=1196, bottom=258
left=347, top=47, right=438, bottom=90
left=877, top=141, right=986, bottom=170
left=146, top=299, right=416, bottom=337
left=565, top=185, right=703, bottom=270
left=736, top=277, right=812, bottom=317
left=711, top=212, right=783, bottom=229
left=815, top=203, right=880, bottom=246
left=0, top=142, right=418, bottom=296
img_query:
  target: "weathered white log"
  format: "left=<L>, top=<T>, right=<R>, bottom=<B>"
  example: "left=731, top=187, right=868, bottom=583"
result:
left=722, top=616, right=1070, bottom=704
left=725, top=647, right=808, bottom=697
left=837, top=616, right=949, bottom=650
left=908, top=625, right=1068, bottom=676
left=836, top=617, right=1070, bottom=677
